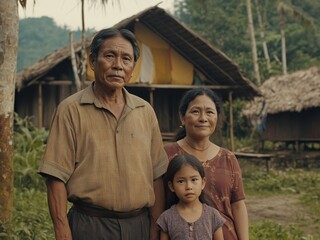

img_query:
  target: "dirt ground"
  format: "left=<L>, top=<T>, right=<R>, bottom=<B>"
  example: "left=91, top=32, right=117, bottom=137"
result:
left=246, top=194, right=319, bottom=237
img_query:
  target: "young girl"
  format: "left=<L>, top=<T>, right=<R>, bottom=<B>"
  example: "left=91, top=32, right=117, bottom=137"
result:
left=157, top=154, right=225, bottom=240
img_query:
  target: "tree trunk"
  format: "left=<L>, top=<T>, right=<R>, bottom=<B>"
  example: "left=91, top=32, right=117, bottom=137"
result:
left=80, top=0, right=87, bottom=88
left=69, top=32, right=82, bottom=91
left=0, top=0, right=18, bottom=226
left=246, top=0, right=261, bottom=85
left=254, top=0, right=271, bottom=73
left=279, top=9, right=287, bottom=75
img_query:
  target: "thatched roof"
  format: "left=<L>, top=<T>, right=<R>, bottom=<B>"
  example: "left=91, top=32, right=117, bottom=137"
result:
left=16, top=6, right=260, bottom=97
left=243, top=66, right=320, bottom=117
left=15, top=37, right=93, bottom=90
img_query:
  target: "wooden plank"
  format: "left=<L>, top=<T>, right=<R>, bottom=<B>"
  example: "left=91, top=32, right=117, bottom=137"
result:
left=234, top=151, right=274, bottom=172
left=234, top=152, right=274, bottom=158
left=125, top=83, right=246, bottom=90
left=162, top=132, right=175, bottom=142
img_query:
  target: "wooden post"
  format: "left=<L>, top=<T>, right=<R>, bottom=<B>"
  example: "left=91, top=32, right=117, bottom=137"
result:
left=149, top=88, right=154, bottom=108
left=69, top=32, right=81, bottom=91
left=38, top=82, right=43, bottom=128
left=229, top=91, right=235, bottom=151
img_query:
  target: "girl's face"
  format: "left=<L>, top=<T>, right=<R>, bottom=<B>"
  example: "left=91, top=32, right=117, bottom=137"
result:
left=181, top=95, right=218, bottom=139
left=169, top=164, right=206, bottom=204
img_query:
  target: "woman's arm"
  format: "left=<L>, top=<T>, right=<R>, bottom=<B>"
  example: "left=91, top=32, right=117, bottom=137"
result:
left=46, top=177, right=72, bottom=240
left=231, top=200, right=249, bottom=240
left=160, top=230, right=170, bottom=240
left=213, top=227, right=224, bottom=240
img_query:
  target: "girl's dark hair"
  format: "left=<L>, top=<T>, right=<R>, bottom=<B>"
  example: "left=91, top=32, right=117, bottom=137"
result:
left=165, top=153, right=207, bottom=208
left=90, top=28, right=140, bottom=62
left=175, top=88, right=222, bottom=141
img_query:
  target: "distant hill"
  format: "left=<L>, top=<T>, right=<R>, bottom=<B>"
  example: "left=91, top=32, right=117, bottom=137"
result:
left=17, top=16, right=96, bottom=72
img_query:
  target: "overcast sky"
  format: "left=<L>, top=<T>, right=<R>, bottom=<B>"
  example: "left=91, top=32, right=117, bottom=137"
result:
left=19, top=0, right=174, bottom=30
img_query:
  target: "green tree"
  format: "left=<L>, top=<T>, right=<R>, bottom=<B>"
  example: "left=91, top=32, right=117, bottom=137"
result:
left=174, top=0, right=320, bottom=82
left=18, top=17, right=93, bottom=72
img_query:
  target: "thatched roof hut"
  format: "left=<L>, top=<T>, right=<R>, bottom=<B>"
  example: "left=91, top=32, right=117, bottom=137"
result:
left=244, top=66, right=320, bottom=116
left=243, top=66, right=320, bottom=146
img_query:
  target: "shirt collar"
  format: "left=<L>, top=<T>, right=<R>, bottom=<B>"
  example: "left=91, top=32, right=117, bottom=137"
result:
left=80, top=82, right=145, bottom=110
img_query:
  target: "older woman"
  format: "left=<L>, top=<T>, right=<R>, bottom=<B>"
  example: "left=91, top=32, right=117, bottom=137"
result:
left=164, top=88, right=248, bottom=240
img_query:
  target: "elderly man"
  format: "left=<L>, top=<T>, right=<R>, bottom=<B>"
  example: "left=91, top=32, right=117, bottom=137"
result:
left=39, top=28, right=168, bottom=240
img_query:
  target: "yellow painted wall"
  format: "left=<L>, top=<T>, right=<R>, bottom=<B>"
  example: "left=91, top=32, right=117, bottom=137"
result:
left=170, top=48, right=193, bottom=85
left=129, top=42, right=142, bottom=84
left=86, top=22, right=194, bottom=85
left=135, top=23, right=193, bottom=85
left=87, top=48, right=94, bottom=81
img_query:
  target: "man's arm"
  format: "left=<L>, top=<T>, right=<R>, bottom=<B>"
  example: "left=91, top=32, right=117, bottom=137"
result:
left=231, top=200, right=249, bottom=240
left=149, top=177, right=165, bottom=240
left=46, top=177, right=72, bottom=240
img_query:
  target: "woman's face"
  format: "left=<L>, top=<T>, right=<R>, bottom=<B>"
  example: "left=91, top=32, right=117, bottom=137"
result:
left=181, top=95, right=218, bottom=139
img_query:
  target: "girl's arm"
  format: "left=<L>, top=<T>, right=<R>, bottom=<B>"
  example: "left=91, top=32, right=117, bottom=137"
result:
left=231, top=200, right=249, bottom=240
left=160, top=230, right=170, bottom=240
left=213, top=227, right=224, bottom=240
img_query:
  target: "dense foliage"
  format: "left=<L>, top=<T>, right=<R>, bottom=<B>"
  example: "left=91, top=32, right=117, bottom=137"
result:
left=0, top=115, right=54, bottom=239
left=174, top=0, right=320, bottom=83
left=17, top=16, right=95, bottom=72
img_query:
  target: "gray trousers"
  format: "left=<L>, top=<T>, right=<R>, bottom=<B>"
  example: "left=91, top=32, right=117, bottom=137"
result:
left=67, top=206, right=150, bottom=240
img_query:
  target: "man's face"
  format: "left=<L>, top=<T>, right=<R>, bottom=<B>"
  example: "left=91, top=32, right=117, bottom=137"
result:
left=90, top=35, right=135, bottom=90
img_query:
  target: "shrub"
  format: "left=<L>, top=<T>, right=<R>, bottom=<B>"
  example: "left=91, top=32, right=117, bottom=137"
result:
left=13, top=113, right=48, bottom=190
left=10, top=189, right=54, bottom=240
left=0, top=114, right=52, bottom=239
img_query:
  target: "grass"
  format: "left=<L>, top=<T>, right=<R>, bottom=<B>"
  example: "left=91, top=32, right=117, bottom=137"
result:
left=241, top=159, right=320, bottom=239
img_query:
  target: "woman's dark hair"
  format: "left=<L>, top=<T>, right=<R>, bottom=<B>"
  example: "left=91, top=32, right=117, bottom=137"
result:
left=175, top=88, right=222, bottom=141
left=165, top=153, right=207, bottom=208
left=90, top=28, right=140, bottom=62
